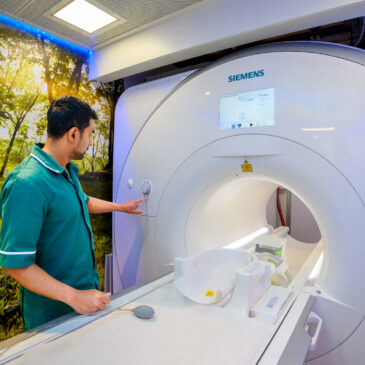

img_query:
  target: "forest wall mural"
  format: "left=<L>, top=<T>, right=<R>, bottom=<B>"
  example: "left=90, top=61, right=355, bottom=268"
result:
left=0, top=22, right=123, bottom=340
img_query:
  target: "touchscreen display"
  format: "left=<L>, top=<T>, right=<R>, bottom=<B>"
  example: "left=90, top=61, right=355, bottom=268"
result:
left=219, top=88, right=275, bottom=129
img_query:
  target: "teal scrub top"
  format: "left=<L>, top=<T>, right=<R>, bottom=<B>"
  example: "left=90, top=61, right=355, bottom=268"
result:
left=0, top=143, right=99, bottom=330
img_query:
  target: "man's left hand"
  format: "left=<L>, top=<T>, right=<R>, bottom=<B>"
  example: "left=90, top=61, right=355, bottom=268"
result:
left=119, top=197, right=146, bottom=214
left=87, top=196, right=147, bottom=215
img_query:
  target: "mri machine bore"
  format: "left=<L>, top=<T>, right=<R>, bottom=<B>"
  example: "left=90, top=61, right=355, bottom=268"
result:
left=1, top=41, right=365, bottom=364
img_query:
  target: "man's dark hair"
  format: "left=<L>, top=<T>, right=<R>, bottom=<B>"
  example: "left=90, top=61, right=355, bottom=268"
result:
left=47, top=95, right=98, bottom=138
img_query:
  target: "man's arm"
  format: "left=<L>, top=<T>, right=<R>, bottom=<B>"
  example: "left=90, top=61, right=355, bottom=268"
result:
left=2, top=264, right=110, bottom=314
left=87, top=196, right=146, bottom=214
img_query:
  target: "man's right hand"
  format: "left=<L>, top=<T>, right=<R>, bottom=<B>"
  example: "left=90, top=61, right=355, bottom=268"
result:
left=3, top=265, right=111, bottom=316
left=68, top=289, right=111, bottom=314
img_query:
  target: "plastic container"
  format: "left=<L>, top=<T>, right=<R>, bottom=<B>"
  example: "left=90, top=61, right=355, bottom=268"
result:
left=174, top=248, right=257, bottom=304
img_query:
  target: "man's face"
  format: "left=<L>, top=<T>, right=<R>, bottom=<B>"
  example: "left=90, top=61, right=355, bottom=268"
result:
left=72, top=119, right=95, bottom=160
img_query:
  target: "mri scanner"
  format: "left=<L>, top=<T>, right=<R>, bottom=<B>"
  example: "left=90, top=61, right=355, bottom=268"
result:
left=1, top=41, right=365, bottom=364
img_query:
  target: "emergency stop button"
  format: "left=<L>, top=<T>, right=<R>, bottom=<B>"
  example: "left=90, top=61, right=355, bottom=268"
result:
left=141, top=180, right=152, bottom=196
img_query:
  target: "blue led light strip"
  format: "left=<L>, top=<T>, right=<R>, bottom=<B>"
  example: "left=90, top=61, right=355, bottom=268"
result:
left=0, top=13, right=91, bottom=58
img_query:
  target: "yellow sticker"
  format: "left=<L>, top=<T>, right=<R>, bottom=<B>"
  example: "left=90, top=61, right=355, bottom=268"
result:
left=241, top=160, right=253, bottom=172
left=205, top=290, right=214, bottom=297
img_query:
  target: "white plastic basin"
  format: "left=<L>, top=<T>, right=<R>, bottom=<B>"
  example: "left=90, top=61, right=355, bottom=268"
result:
left=174, top=248, right=257, bottom=304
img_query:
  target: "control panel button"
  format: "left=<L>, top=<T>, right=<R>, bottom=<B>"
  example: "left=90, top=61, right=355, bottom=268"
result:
left=141, top=181, right=152, bottom=196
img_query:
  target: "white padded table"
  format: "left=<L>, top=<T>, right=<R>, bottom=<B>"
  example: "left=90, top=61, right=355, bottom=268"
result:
left=7, top=278, right=287, bottom=365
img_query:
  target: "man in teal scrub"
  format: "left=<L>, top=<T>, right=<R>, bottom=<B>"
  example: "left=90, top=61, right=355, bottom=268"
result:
left=0, top=95, right=145, bottom=330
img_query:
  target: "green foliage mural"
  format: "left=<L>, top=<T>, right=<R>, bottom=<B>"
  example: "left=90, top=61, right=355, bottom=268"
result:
left=0, top=23, right=123, bottom=341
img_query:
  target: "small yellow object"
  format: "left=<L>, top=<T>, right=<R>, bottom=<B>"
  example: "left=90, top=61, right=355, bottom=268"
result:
left=241, top=160, right=253, bottom=172
left=205, top=290, right=214, bottom=297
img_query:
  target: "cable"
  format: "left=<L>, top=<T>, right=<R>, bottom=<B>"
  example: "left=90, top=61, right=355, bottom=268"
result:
left=276, top=187, right=286, bottom=227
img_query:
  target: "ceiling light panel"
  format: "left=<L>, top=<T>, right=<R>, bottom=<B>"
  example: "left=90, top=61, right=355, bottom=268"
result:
left=1, top=0, right=203, bottom=48
left=53, top=0, right=118, bottom=33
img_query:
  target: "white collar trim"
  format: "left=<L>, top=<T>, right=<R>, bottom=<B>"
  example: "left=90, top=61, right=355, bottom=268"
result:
left=30, top=153, right=62, bottom=173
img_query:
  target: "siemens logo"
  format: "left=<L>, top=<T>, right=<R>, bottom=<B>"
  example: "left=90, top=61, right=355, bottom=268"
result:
left=228, top=70, right=264, bottom=82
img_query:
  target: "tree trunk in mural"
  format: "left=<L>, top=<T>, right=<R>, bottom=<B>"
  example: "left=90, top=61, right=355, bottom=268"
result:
left=0, top=90, right=41, bottom=177
left=39, top=39, right=88, bottom=104
left=39, top=38, right=54, bottom=104
left=68, top=57, right=85, bottom=95
left=6, top=55, right=25, bottom=94
left=105, top=79, right=124, bottom=170
left=90, top=133, right=101, bottom=172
